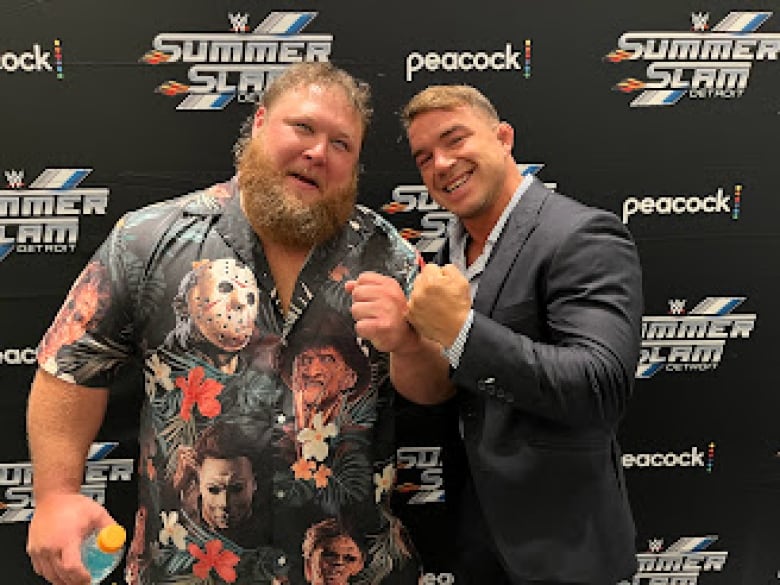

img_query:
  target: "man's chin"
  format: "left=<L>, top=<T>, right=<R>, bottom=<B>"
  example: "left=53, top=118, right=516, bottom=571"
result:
left=240, top=162, right=357, bottom=247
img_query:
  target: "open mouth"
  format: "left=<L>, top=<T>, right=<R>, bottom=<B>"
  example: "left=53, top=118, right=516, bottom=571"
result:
left=303, top=379, right=326, bottom=391
left=289, top=172, right=320, bottom=190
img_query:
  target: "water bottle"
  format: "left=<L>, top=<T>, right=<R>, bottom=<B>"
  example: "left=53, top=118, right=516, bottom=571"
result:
left=80, top=524, right=126, bottom=584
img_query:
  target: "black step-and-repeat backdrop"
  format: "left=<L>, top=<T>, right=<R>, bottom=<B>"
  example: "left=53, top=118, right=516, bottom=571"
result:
left=2, top=1, right=778, bottom=583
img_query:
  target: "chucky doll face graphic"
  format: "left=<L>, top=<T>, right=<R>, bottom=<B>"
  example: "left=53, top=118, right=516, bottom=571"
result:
left=186, top=259, right=259, bottom=352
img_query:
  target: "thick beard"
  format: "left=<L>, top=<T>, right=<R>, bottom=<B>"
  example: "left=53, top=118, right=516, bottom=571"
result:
left=237, top=139, right=357, bottom=248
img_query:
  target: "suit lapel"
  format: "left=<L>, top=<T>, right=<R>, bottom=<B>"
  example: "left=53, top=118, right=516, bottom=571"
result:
left=473, top=178, right=548, bottom=315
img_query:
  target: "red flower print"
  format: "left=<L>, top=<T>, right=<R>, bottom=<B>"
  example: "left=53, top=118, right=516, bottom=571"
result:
left=176, top=367, right=223, bottom=420
left=313, top=463, right=332, bottom=488
left=291, top=457, right=316, bottom=480
left=188, top=539, right=239, bottom=582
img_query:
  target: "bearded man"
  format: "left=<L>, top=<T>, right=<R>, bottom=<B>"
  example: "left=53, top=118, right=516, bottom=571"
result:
left=26, top=62, right=430, bottom=585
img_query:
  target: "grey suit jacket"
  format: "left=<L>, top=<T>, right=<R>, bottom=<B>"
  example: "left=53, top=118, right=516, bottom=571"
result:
left=443, top=178, right=643, bottom=583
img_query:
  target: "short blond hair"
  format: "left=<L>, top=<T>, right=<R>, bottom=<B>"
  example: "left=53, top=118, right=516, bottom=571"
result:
left=401, top=85, right=499, bottom=129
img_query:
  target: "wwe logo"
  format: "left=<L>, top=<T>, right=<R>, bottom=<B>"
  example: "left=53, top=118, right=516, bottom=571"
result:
left=691, top=11, right=709, bottom=31
left=228, top=12, right=249, bottom=32
left=668, top=299, right=687, bottom=315
left=4, top=170, right=24, bottom=188
left=648, top=539, right=664, bottom=553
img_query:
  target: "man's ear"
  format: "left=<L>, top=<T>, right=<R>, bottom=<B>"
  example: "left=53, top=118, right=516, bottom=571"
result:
left=251, top=106, right=267, bottom=137
left=496, top=121, right=514, bottom=154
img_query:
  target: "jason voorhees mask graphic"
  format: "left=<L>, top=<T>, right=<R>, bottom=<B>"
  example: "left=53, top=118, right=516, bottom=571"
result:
left=186, top=258, right=259, bottom=352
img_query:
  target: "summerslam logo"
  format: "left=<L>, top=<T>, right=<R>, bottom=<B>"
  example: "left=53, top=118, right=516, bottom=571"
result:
left=605, top=11, right=779, bottom=107
left=619, top=536, right=728, bottom=585
left=0, top=443, right=133, bottom=523
left=140, top=11, right=333, bottom=111
left=395, top=447, right=445, bottom=505
left=637, top=297, right=756, bottom=378
left=382, top=164, right=551, bottom=258
left=0, top=168, right=109, bottom=263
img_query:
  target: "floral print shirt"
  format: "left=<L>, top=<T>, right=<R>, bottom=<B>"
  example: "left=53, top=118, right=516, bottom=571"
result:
left=38, top=178, right=421, bottom=585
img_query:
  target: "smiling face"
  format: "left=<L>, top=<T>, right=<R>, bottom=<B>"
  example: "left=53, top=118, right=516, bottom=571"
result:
left=238, top=84, right=362, bottom=247
left=407, top=104, right=518, bottom=232
left=292, top=346, right=357, bottom=412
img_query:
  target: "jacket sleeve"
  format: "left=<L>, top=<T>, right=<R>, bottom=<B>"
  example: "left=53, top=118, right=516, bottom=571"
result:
left=452, top=209, right=643, bottom=428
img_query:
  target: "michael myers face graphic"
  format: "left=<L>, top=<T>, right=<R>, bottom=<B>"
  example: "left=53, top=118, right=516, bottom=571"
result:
left=199, top=455, right=257, bottom=531
left=186, top=259, right=259, bottom=352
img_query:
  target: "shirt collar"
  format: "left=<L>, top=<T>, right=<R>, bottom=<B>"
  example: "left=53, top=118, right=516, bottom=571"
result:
left=448, top=172, right=534, bottom=264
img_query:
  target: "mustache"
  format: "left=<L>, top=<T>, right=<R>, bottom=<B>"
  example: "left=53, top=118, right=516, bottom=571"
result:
left=237, top=138, right=358, bottom=248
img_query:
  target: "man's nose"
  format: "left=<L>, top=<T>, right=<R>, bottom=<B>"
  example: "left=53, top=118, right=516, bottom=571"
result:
left=433, top=148, right=455, bottom=171
left=303, top=135, right=327, bottom=163
left=302, top=357, right=323, bottom=374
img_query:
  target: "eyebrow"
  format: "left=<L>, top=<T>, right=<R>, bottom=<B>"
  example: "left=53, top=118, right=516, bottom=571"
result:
left=288, top=114, right=358, bottom=146
left=411, top=123, right=468, bottom=160
left=334, top=129, right=358, bottom=146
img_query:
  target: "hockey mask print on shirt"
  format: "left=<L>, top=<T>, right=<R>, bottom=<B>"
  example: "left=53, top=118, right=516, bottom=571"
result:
left=186, top=258, right=259, bottom=352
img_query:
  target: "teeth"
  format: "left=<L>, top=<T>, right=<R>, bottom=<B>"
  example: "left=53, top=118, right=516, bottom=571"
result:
left=444, top=174, right=469, bottom=193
